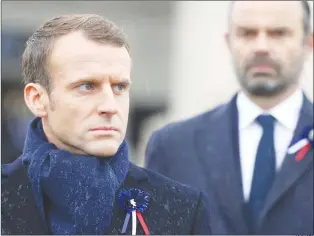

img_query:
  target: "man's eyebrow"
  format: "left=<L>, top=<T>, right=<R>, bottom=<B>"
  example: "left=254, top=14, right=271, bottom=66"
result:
left=67, top=77, right=100, bottom=86
left=235, top=24, right=292, bottom=31
left=68, top=76, right=132, bottom=86
left=113, top=78, right=132, bottom=84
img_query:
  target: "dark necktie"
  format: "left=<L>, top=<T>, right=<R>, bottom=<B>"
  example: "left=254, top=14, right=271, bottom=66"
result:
left=247, top=114, right=276, bottom=230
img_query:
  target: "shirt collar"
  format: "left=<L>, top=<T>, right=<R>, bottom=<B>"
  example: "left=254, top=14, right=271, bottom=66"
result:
left=237, top=92, right=263, bottom=130
left=237, top=89, right=303, bottom=130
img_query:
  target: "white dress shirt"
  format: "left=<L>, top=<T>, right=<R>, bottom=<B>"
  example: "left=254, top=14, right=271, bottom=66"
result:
left=237, top=89, right=303, bottom=201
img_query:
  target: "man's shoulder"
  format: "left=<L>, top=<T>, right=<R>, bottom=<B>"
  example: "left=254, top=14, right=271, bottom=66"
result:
left=2, top=157, right=29, bottom=201
left=1, top=157, right=48, bottom=235
left=152, top=99, right=233, bottom=141
left=2, top=157, right=24, bottom=181
left=127, top=163, right=202, bottom=203
left=123, top=163, right=209, bottom=234
left=106, top=163, right=212, bottom=234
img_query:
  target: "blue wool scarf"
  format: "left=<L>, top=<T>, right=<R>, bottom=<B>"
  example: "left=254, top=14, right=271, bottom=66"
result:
left=22, top=118, right=129, bottom=234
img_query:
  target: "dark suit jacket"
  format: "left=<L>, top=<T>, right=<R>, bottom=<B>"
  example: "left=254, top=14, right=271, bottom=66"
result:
left=1, top=157, right=214, bottom=235
left=145, top=93, right=313, bottom=234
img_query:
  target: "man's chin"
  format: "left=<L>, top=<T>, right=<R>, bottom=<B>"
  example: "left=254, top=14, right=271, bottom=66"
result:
left=85, top=140, right=122, bottom=157
left=243, top=79, right=284, bottom=97
left=246, top=85, right=284, bottom=97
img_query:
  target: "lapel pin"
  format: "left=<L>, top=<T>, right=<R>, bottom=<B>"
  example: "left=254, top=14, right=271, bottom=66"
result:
left=118, top=188, right=150, bottom=235
left=287, top=126, right=313, bottom=162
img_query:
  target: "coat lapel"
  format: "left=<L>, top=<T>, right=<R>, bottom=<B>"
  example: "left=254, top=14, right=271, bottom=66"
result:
left=1, top=157, right=48, bottom=234
left=105, top=164, right=150, bottom=235
left=194, top=95, right=249, bottom=234
left=260, top=96, right=313, bottom=224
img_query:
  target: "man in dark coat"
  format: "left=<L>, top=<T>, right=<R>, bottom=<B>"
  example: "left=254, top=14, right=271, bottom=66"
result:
left=145, top=1, right=313, bottom=235
left=1, top=14, right=221, bottom=235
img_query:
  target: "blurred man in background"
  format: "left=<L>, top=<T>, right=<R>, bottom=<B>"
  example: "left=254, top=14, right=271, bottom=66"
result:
left=146, top=1, right=313, bottom=234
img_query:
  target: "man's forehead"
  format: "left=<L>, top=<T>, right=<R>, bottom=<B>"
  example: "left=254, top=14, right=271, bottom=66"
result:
left=50, top=31, right=130, bottom=61
left=231, top=1, right=304, bottom=27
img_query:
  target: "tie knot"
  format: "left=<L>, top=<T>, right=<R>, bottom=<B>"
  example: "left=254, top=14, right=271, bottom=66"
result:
left=256, top=115, right=275, bottom=130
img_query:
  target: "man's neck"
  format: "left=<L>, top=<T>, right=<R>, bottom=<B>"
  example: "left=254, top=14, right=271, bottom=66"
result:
left=41, top=118, right=87, bottom=155
left=244, top=85, right=299, bottom=111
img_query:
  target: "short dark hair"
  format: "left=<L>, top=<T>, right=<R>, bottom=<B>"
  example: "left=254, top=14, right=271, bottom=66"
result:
left=22, top=14, right=130, bottom=92
left=229, top=1, right=312, bottom=36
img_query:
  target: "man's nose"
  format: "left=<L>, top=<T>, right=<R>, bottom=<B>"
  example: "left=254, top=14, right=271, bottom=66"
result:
left=253, top=33, right=271, bottom=55
left=96, top=86, right=118, bottom=116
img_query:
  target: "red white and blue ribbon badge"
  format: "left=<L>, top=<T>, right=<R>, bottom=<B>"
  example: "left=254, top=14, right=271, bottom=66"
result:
left=287, top=126, right=313, bottom=162
left=118, top=188, right=150, bottom=235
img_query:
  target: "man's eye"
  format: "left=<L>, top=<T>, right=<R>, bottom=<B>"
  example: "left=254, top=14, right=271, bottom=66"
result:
left=269, top=29, right=287, bottom=37
left=79, top=83, right=94, bottom=91
left=241, top=30, right=257, bottom=37
left=112, top=83, right=129, bottom=93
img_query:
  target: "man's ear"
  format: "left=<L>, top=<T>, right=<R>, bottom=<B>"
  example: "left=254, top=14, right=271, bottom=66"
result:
left=307, top=32, right=313, bottom=51
left=225, top=32, right=231, bottom=51
left=24, top=83, right=49, bottom=117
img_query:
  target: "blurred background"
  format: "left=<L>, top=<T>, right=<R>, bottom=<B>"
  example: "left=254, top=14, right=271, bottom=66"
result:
left=2, top=1, right=313, bottom=166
